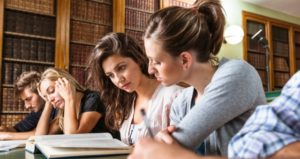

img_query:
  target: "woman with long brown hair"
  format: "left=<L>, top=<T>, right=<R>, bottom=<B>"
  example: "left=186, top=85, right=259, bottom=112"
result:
left=88, top=32, right=182, bottom=145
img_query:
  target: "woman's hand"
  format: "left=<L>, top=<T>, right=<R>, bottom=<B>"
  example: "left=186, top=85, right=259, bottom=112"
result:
left=155, top=125, right=177, bottom=144
left=55, top=78, right=76, bottom=101
left=128, top=137, right=202, bottom=159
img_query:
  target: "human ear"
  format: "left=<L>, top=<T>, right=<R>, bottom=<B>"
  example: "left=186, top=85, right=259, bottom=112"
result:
left=179, top=51, right=192, bottom=70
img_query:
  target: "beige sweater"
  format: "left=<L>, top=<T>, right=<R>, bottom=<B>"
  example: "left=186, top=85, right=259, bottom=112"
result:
left=119, top=84, right=183, bottom=145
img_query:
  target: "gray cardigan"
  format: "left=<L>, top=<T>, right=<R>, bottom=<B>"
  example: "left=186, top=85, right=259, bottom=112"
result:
left=170, top=58, right=266, bottom=156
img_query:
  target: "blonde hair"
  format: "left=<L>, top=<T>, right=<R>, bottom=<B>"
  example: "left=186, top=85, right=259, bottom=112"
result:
left=38, top=67, right=86, bottom=130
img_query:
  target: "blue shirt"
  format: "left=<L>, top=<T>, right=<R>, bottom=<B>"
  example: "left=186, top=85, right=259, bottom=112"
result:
left=14, top=109, right=57, bottom=132
left=228, top=71, right=300, bottom=158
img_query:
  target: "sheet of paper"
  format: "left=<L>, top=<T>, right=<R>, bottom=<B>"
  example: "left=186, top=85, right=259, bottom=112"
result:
left=0, top=140, right=26, bottom=151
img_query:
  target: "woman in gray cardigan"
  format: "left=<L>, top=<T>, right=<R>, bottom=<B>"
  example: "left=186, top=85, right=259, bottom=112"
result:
left=129, top=0, right=266, bottom=158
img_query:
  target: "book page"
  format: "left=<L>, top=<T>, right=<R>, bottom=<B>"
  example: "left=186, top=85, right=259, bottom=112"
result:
left=39, top=138, right=129, bottom=149
left=0, top=140, right=27, bottom=151
left=34, top=133, right=113, bottom=142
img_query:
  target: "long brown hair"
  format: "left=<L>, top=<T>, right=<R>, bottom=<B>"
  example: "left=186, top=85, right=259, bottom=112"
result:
left=87, top=32, right=152, bottom=131
left=144, top=0, right=225, bottom=63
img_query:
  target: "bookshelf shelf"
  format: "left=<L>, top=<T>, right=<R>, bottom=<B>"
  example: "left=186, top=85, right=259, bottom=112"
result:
left=90, top=0, right=112, bottom=5
left=2, top=84, right=14, bottom=88
left=273, top=53, right=289, bottom=58
left=125, top=6, right=154, bottom=14
left=5, top=31, right=56, bottom=41
left=5, top=7, right=56, bottom=17
left=71, top=41, right=95, bottom=46
left=71, top=17, right=112, bottom=27
left=3, top=58, right=55, bottom=65
left=125, top=27, right=144, bottom=32
left=2, top=111, right=30, bottom=114
left=272, top=38, right=288, bottom=43
left=273, top=69, right=290, bottom=73
left=70, top=64, right=87, bottom=68
left=248, top=49, right=265, bottom=55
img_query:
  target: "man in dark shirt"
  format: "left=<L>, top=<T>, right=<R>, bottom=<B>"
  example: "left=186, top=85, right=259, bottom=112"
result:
left=0, top=71, right=55, bottom=140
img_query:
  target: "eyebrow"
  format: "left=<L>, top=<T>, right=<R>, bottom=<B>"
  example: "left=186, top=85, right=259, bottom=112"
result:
left=105, top=61, right=126, bottom=74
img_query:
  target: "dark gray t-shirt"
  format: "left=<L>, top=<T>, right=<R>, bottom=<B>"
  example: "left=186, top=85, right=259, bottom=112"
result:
left=171, top=58, right=266, bottom=156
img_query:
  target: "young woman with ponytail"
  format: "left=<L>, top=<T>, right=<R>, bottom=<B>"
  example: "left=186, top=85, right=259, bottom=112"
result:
left=129, top=0, right=266, bottom=158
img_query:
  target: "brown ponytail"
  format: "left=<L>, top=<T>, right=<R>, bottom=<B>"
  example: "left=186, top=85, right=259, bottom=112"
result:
left=144, top=0, right=225, bottom=62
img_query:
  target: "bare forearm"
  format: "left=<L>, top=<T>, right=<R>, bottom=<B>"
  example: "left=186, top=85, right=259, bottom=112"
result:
left=269, top=142, right=300, bottom=158
left=0, top=130, right=35, bottom=140
left=35, top=102, right=53, bottom=135
left=63, top=99, right=79, bottom=134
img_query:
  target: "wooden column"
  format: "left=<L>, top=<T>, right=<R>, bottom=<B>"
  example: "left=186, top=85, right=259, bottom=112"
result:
left=55, top=0, right=70, bottom=70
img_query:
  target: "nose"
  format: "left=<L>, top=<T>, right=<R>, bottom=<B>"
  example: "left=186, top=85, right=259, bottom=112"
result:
left=24, top=102, right=32, bottom=109
left=148, top=61, right=156, bottom=75
left=117, top=74, right=125, bottom=84
left=48, top=95, right=55, bottom=103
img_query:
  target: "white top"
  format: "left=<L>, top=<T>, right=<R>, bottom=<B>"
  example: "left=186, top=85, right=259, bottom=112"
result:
left=120, top=84, right=183, bottom=145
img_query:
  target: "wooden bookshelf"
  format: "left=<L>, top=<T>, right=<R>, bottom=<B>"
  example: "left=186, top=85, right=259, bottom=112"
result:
left=0, top=0, right=199, bottom=128
left=68, top=0, right=113, bottom=86
left=0, top=0, right=56, bottom=127
left=243, top=11, right=300, bottom=91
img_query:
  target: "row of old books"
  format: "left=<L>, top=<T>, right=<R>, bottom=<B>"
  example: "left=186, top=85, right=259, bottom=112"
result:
left=295, top=32, right=300, bottom=43
left=125, top=30, right=144, bottom=46
left=71, top=20, right=112, bottom=44
left=125, top=9, right=152, bottom=31
left=247, top=22, right=264, bottom=36
left=0, top=114, right=27, bottom=128
left=71, top=0, right=112, bottom=25
left=272, top=26, right=289, bottom=42
left=247, top=36, right=265, bottom=53
left=257, top=70, right=266, bottom=85
left=2, top=62, right=49, bottom=84
left=273, top=41, right=289, bottom=56
left=169, top=0, right=192, bottom=7
left=273, top=57, right=289, bottom=72
left=3, top=37, right=54, bottom=62
left=248, top=53, right=266, bottom=69
left=70, top=44, right=94, bottom=66
left=274, top=72, right=290, bottom=87
left=6, top=0, right=54, bottom=15
left=296, top=46, right=300, bottom=58
left=70, top=67, right=88, bottom=86
left=1, top=87, right=27, bottom=112
left=5, top=10, right=56, bottom=37
left=126, top=0, right=157, bottom=12
left=296, top=59, right=300, bottom=70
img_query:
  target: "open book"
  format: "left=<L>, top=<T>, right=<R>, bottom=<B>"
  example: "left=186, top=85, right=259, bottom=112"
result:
left=0, top=140, right=27, bottom=151
left=25, top=133, right=131, bottom=159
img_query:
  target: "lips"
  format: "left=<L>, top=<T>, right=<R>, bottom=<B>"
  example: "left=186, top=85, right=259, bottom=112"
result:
left=121, top=82, right=130, bottom=89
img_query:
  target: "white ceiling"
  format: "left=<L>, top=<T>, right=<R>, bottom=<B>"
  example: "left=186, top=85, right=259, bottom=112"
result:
left=243, top=0, right=300, bottom=18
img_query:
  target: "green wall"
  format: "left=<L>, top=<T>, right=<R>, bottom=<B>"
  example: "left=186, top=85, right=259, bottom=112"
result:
left=219, top=0, right=300, bottom=59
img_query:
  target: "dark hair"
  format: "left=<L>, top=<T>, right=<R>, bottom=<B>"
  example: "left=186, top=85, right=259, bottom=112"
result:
left=144, top=0, right=225, bottom=62
left=14, top=71, right=41, bottom=96
left=87, top=32, right=151, bottom=131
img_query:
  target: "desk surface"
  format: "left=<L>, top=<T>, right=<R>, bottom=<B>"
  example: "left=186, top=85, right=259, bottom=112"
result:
left=0, top=148, right=128, bottom=159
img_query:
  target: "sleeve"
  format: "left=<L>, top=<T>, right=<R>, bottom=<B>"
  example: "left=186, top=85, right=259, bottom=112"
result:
left=14, top=111, right=42, bottom=132
left=172, top=62, right=263, bottom=150
left=228, top=71, right=300, bottom=158
left=81, top=91, right=105, bottom=114
left=170, top=88, right=191, bottom=126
